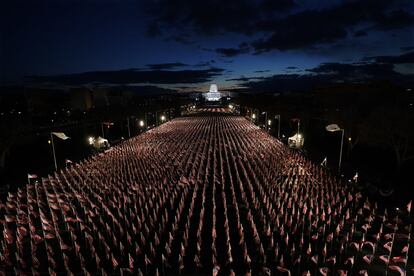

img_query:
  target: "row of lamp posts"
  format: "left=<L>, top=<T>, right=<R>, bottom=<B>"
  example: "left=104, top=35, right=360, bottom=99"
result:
left=48, top=110, right=172, bottom=171
left=249, top=107, right=345, bottom=174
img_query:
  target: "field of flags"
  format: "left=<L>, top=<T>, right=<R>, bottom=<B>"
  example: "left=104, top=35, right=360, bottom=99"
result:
left=1, top=115, right=412, bottom=275
left=195, top=108, right=229, bottom=113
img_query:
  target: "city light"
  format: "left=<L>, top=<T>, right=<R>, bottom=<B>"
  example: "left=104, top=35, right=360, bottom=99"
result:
left=139, top=120, right=145, bottom=127
left=48, top=140, right=51, bottom=144
left=268, top=119, right=272, bottom=126
left=161, top=115, right=166, bottom=121
left=252, top=114, right=256, bottom=119
left=229, top=104, right=233, bottom=109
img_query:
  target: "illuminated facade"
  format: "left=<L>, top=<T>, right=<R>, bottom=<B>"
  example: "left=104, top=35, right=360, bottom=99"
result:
left=205, top=84, right=221, bottom=101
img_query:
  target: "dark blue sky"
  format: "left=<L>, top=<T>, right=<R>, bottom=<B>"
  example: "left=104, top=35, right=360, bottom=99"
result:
left=1, top=0, right=413, bottom=93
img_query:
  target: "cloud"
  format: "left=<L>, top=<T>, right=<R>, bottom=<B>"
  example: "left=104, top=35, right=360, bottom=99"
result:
left=373, top=9, right=414, bottom=31
left=215, top=43, right=250, bottom=57
left=369, top=51, right=414, bottom=64
left=145, top=62, right=188, bottom=70
left=306, top=62, right=399, bottom=80
left=253, top=0, right=403, bottom=52
left=226, top=76, right=266, bottom=82
left=166, top=35, right=195, bottom=45
left=145, top=0, right=413, bottom=52
left=254, top=70, right=271, bottom=73
left=353, top=30, right=368, bottom=37
left=195, top=60, right=215, bottom=67
left=145, top=0, right=297, bottom=36
left=112, top=85, right=179, bottom=95
left=401, top=46, right=414, bottom=52
left=231, top=52, right=414, bottom=92
left=28, top=67, right=225, bottom=85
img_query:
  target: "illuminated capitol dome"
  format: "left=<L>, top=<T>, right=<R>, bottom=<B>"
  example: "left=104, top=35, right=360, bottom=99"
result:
left=205, top=84, right=221, bottom=101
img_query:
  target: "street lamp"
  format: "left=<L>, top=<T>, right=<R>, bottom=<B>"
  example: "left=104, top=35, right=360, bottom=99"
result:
left=101, top=122, right=114, bottom=138
left=88, top=136, right=95, bottom=145
left=139, top=120, right=145, bottom=128
left=275, top=115, right=281, bottom=139
left=326, top=124, right=345, bottom=173
left=50, top=132, right=70, bottom=171
left=261, top=111, right=268, bottom=131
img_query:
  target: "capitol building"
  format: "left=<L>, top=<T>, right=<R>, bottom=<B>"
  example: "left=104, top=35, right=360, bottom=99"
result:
left=205, top=84, right=221, bottom=101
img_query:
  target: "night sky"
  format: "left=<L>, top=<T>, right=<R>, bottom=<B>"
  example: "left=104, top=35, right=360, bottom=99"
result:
left=2, top=0, right=414, bottom=93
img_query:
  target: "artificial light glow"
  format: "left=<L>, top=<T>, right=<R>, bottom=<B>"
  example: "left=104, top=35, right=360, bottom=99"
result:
left=161, top=115, right=166, bottom=121
left=48, top=140, right=51, bottom=144
left=252, top=114, right=256, bottom=119
left=348, top=137, right=352, bottom=142
left=88, top=137, right=95, bottom=145
left=298, top=134, right=302, bottom=139
left=229, top=104, right=233, bottom=109
left=268, top=120, right=272, bottom=125
left=139, top=120, right=145, bottom=127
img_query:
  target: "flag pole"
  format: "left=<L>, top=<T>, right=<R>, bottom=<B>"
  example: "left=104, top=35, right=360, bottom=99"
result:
left=277, top=115, right=281, bottom=139
left=101, top=122, right=105, bottom=138
left=50, top=132, right=57, bottom=171
left=127, top=117, right=131, bottom=138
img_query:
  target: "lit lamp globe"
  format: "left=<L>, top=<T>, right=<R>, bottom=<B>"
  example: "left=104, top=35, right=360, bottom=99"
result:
left=88, top=137, right=95, bottom=145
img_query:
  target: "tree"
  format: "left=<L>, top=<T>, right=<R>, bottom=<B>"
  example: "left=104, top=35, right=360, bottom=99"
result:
left=363, top=104, right=414, bottom=173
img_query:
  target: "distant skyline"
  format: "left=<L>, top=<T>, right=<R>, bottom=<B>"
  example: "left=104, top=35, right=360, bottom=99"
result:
left=2, top=0, right=414, bottom=92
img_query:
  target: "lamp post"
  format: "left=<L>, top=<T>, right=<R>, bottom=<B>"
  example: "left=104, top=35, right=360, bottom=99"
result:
left=267, top=119, right=272, bottom=132
left=275, top=115, right=281, bottom=139
left=326, top=124, right=345, bottom=173
left=262, top=111, right=268, bottom=131
left=101, top=122, right=105, bottom=138
left=49, top=132, right=70, bottom=171
left=101, top=122, right=113, bottom=138
left=127, top=117, right=131, bottom=138
left=50, top=133, right=57, bottom=171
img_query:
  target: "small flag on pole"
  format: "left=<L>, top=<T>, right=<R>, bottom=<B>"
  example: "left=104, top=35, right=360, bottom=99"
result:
left=52, top=132, right=70, bottom=140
